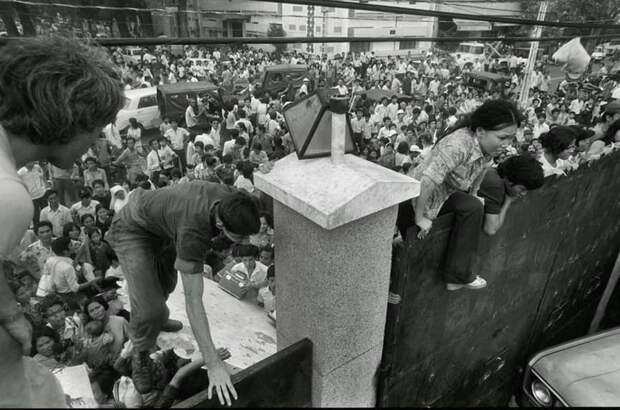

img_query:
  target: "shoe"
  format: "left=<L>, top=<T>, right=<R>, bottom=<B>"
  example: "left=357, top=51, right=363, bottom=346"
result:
left=446, top=276, right=487, bottom=291
left=155, top=384, right=179, bottom=408
left=131, top=350, right=154, bottom=394
left=161, top=318, right=183, bottom=332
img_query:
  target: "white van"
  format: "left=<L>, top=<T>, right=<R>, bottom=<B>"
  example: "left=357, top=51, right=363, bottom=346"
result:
left=451, top=42, right=486, bottom=67
left=121, top=46, right=143, bottom=65
left=115, top=87, right=161, bottom=131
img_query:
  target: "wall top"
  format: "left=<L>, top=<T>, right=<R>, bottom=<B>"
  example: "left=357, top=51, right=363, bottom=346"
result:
left=254, top=153, right=420, bottom=230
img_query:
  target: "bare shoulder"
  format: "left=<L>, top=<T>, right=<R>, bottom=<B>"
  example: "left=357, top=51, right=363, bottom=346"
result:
left=0, top=179, right=34, bottom=255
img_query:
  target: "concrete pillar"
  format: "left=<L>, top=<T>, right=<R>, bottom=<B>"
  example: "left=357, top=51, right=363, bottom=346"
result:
left=255, top=152, right=419, bottom=407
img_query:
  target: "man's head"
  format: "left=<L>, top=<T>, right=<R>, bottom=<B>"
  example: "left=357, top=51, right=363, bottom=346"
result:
left=92, top=179, right=106, bottom=196
left=46, top=189, right=60, bottom=208
left=215, top=192, right=261, bottom=243
left=35, top=221, right=54, bottom=244
left=0, top=36, right=124, bottom=168
left=497, top=155, right=545, bottom=198
left=51, top=236, right=73, bottom=257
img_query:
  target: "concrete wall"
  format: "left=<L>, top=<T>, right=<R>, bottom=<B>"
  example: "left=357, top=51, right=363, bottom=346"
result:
left=378, top=150, right=620, bottom=406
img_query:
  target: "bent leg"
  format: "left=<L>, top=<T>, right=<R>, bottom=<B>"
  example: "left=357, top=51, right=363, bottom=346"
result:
left=106, top=223, right=168, bottom=353
left=438, top=192, right=484, bottom=284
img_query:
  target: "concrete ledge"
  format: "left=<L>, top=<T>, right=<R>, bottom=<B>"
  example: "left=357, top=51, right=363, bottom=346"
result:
left=255, top=153, right=420, bottom=230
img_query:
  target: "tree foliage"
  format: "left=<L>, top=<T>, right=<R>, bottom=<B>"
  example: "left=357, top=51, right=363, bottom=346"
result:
left=267, top=23, right=287, bottom=54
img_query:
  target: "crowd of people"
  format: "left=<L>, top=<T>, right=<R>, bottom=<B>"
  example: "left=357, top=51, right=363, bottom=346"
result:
left=1, top=36, right=619, bottom=408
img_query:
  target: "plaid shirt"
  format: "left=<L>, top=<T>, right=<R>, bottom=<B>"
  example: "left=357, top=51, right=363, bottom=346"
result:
left=408, top=127, right=492, bottom=219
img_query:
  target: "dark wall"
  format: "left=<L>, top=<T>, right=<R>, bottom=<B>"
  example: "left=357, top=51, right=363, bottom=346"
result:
left=378, top=150, right=620, bottom=407
left=174, top=338, right=312, bottom=408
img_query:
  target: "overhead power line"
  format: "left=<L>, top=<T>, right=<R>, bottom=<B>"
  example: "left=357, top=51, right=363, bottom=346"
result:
left=249, top=0, right=620, bottom=29
left=2, top=33, right=616, bottom=47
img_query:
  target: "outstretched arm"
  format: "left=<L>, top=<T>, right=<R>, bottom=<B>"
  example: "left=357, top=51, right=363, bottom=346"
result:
left=178, top=262, right=238, bottom=407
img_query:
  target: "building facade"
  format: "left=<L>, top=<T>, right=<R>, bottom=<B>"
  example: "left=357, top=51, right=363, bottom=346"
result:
left=175, top=0, right=521, bottom=56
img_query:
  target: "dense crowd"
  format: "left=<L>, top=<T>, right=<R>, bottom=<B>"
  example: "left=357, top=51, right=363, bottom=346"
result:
left=4, top=41, right=620, bottom=407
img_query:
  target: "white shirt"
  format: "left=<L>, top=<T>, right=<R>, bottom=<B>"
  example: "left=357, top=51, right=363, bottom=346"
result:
left=70, top=199, right=100, bottom=220
left=103, top=123, right=122, bottom=149
left=165, top=127, right=190, bottom=151
left=222, top=139, right=236, bottom=157
left=17, top=164, right=47, bottom=199
left=40, top=204, right=72, bottom=238
left=195, top=133, right=216, bottom=149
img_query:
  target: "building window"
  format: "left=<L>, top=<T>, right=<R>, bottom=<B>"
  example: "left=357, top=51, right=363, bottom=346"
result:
left=400, top=40, right=418, bottom=50
left=292, top=5, right=303, bottom=12
left=333, top=26, right=342, bottom=33
left=288, top=24, right=296, bottom=31
left=327, top=46, right=334, bottom=52
left=316, top=26, right=321, bottom=33
left=299, top=24, right=306, bottom=31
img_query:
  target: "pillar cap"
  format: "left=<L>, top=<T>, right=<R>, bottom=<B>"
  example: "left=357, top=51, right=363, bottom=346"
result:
left=255, top=154, right=420, bottom=230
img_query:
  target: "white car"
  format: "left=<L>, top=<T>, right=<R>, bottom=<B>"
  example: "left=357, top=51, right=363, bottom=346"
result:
left=450, top=42, right=486, bottom=67
left=591, top=46, right=605, bottom=61
left=121, top=46, right=143, bottom=65
left=115, top=87, right=161, bottom=131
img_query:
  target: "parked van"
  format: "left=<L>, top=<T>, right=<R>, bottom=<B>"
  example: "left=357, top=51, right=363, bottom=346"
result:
left=121, top=46, right=143, bottom=65
left=116, top=87, right=161, bottom=131
left=451, top=42, right=486, bottom=67
left=519, top=327, right=620, bottom=407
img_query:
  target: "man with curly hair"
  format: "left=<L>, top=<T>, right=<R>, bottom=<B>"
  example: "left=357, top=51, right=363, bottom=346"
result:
left=0, top=36, right=124, bottom=407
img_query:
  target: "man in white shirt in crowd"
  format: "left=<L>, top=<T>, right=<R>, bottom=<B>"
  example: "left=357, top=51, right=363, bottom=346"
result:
left=70, top=188, right=100, bottom=223
left=164, top=119, right=190, bottom=171
left=103, top=120, right=123, bottom=153
left=17, top=161, right=48, bottom=226
left=18, top=221, right=55, bottom=281
left=40, top=190, right=72, bottom=238
left=36, top=237, right=102, bottom=298
left=532, top=113, right=550, bottom=139
left=185, top=99, right=205, bottom=131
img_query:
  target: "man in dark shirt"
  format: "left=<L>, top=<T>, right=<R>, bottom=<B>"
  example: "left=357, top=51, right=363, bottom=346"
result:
left=478, top=155, right=545, bottom=236
left=105, top=181, right=260, bottom=405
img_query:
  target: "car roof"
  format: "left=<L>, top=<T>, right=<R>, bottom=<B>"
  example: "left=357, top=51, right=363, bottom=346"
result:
left=157, top=81, right=219, bottom=94
left=123, top=87, right=157, bottom=99
left=530, top=326, right=620, bottom=406
left=458, top=42, right=485, bottom=47
left=264, top=64, right=308, bottom=72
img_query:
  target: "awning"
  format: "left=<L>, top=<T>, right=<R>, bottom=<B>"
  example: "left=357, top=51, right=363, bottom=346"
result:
left=453, top=18, right=492, bottom=31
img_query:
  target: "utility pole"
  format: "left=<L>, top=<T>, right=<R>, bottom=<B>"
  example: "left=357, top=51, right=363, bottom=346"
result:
left=307, top=5, right=315, bottom=53
left=518, top=1, right=548, bottom=110
left=321, top=7, right=328, bottom=55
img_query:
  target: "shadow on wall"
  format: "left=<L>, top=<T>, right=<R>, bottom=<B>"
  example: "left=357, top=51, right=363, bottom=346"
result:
left=378, top=150, right=620, bottom=407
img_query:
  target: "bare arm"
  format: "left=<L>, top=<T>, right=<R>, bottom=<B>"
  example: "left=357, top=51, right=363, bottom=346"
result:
left=483, top=196, right=514, bottom=236
left=178, top=263, right=238, bottom=406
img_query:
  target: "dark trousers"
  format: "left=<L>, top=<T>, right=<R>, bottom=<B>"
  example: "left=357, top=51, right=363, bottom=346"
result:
left=396, top=191, right=483, bottom=284
left=32, top=196, right=48, bottom=227
left=53, top=178, right=78, bottom=207
left=173, top=148, right=186, bottom=171
left=353, top=132, right=363, bottom=153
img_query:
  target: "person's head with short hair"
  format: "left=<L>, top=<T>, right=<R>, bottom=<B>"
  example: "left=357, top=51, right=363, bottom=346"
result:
left=259, top=245, right=274, bottom=266
left=194, top=140, right=204, bottom=152
left=32, top=325, right=61, bottom=358
left=78, top=187, right=92, bottom=205
left=539, top=126, right=577, bottom=160
left=235, top=136, right=246, bottom=147
left=86, top=226, right=103, bottom=244
left=62, top=222, right=81, bottom=240
left=150, top=138, right=160, bottom=151
left=0, top=36, right=124, bottom=169
left=85, top=156, right=98, bottom=170
left=85, top=320, right=106, bottom=339
left=35, top=220, right=54, bottom=245
left=51, top=236, right=73, bottom=257
left=497, top=155, right=545, bottom=198
left=92, top=179, right=106, bottom=196
left=215, top=191, right=261, bottom=243
left=80, top=213, right=95, bottom=229
left=83, top=296, right=109, bottom=323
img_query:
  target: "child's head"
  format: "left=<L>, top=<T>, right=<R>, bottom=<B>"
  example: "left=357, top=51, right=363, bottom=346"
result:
left=92, top=180, right=106, bottom=196
left=85, top=157, right=98, bottom=170
left=81, top=213, right=95, bottom=228
left=259, top=245, right=274, bottom=266
left=267, top=265, right=275, bottom=292
left=85, top=320, right=105, bottom=338
left=86, top=227, right=102, bottom=244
